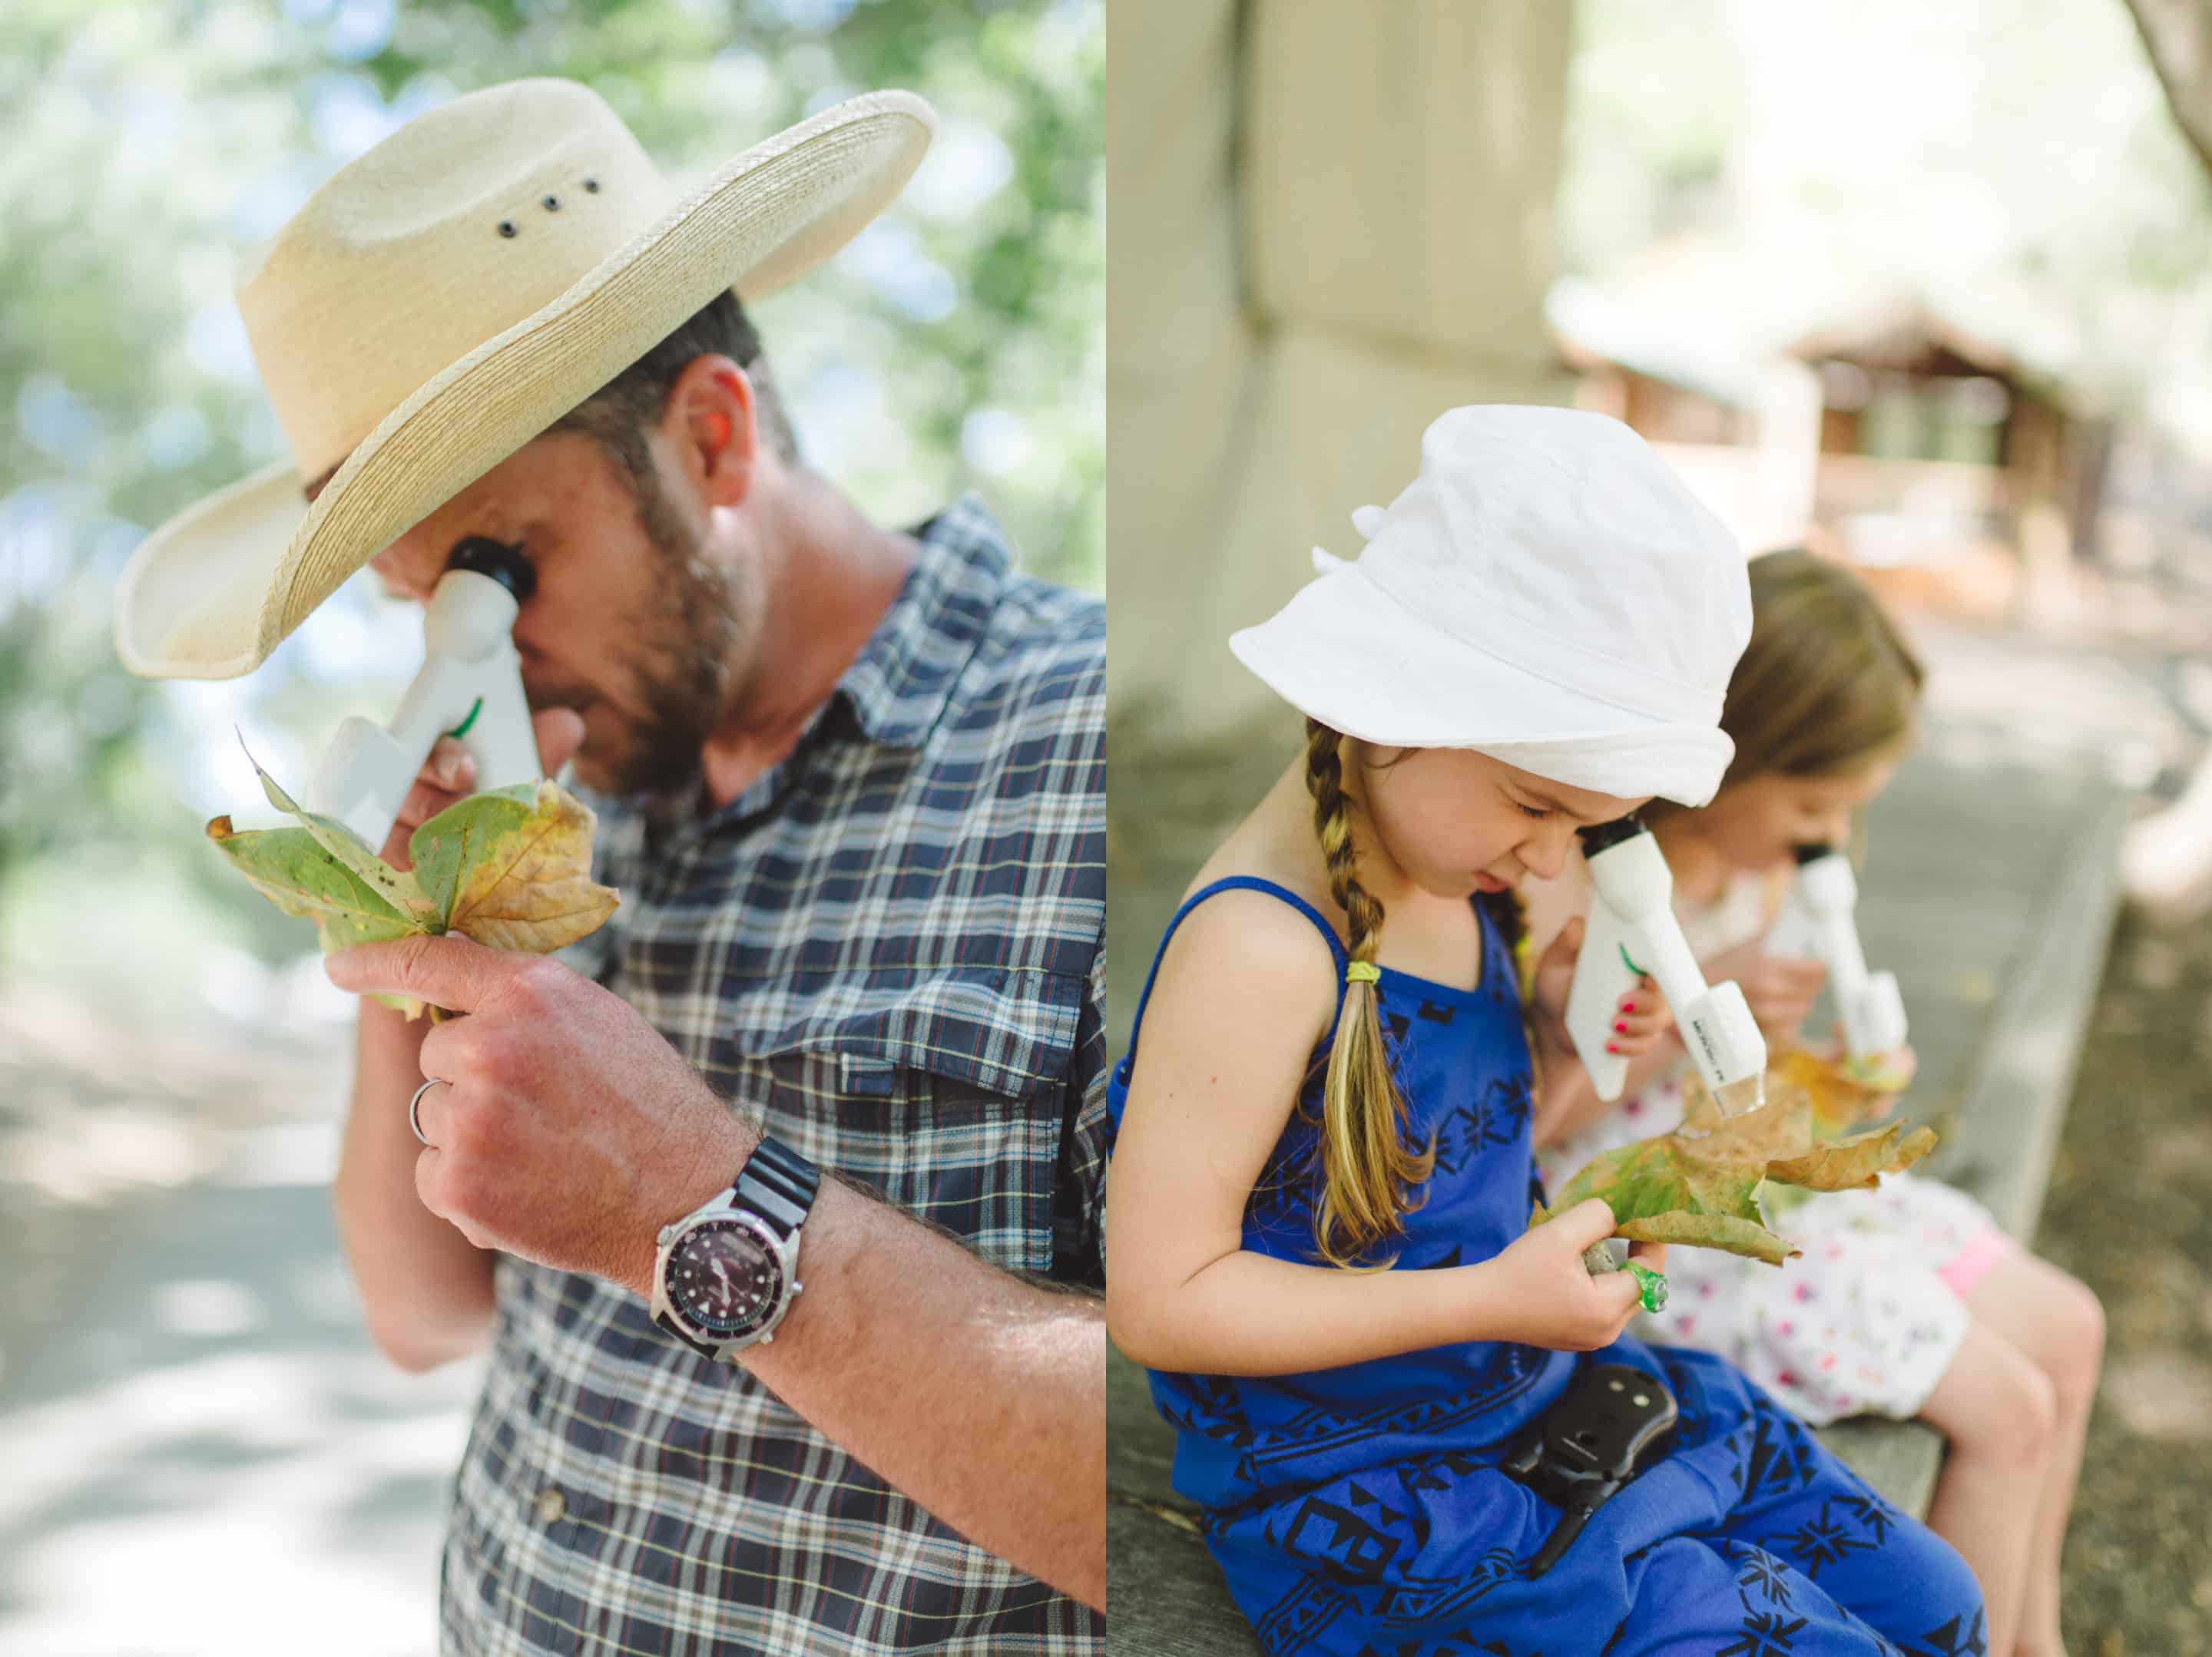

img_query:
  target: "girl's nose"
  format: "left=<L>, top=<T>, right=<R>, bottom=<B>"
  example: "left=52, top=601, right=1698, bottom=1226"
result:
left=1521, top=822, right=1572, bottom=881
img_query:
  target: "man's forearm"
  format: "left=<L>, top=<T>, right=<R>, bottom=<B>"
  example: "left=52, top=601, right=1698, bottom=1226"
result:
left=331, top=998, right=497, bottom=1371
left=618, top=1166, right=1104, bottom=1610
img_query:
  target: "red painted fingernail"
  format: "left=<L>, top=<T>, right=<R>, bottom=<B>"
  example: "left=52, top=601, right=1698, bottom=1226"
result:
left=1614, top=1021, right=1627, bottom=1034
left=1607, top=1043, right=1620, bottom=1053
left=1622, top=1000, right=1637, bottom=1013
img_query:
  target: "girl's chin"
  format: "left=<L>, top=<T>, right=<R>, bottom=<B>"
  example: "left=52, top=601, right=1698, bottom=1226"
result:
left=1472, top=871, right=1513, bottom=895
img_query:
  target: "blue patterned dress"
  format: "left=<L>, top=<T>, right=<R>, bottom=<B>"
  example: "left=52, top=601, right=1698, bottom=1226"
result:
left=1110, top=878, right=1986, bottom=1656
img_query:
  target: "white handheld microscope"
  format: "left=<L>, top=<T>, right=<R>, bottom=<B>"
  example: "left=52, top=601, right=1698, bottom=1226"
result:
left=1565, top=815, right=1768, bottom=1107
left=303, top=537, right=543, bottom=852
left=1766, top=843, right=1909, bottom=1061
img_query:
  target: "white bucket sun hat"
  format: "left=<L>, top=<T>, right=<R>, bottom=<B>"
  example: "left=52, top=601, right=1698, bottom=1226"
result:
left=113, top=78, right=934, bottom=681
left=1229, top=405, right=1753, bottom=808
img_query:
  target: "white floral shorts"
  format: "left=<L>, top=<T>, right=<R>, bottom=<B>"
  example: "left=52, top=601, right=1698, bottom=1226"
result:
left=1538, top=1077, right=2010, bottom=1424
left=1636, top=1171, right=2008, bottom=1423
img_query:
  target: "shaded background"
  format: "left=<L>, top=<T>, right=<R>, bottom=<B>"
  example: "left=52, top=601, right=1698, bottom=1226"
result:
left=1108, top=0, right=2212, bottom=1645
left=0, top=1, right=1100, bottom=1650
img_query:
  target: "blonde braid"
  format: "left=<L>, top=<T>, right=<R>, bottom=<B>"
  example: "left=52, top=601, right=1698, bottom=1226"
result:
left=1302, top=720, right=1435, bottom=1268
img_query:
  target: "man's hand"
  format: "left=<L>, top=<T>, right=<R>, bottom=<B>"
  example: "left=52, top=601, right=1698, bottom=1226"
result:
left=325, top=935, right=753, bottom=1298
left=379, top=706, right=587, bottom=872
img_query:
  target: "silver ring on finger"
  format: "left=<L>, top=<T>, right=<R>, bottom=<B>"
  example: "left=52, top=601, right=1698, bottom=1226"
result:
left=409, top=1077, right=451, bottom=1147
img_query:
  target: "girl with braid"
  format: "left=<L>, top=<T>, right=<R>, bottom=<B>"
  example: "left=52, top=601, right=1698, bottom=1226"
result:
left=1106, top=408, right=1985, bottom=1654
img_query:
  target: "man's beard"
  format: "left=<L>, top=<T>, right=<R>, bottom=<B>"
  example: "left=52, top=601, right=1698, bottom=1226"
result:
left=541, top=478, right=750, bottom=808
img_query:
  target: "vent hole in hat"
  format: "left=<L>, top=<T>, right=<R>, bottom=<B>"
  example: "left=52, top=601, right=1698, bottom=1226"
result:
left=542, top=194, right=560, bottom=210
left=497, top=220, right=518, bottom=238
left=583, top=177, right=600, bottom=193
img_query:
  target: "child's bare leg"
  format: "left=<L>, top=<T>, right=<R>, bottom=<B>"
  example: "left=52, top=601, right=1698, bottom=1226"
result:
left=1963, top=1252, right=2105, bottom=1656
left=1916, top=1321, right=2058, bottom=1657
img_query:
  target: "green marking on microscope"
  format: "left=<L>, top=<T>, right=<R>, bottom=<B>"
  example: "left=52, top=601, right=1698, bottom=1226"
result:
left=1619, top=943, right=1647, bottom=978
left=443, top=696, right=484, bottom=740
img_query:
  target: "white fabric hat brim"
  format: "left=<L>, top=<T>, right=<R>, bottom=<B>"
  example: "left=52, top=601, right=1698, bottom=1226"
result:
left=115, top=91, right=932, bottom=681
left=1230, top=561, right=1737, bottom=808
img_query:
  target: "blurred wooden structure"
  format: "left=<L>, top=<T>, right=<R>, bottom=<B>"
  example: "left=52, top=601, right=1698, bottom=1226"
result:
left=1788, top=302, right=2113, bottom=626
left=1561, top=298, right=2114, bottom=626
left=1555, top=298, right=1823, bottom=561
left=1560, top=335, right=1749, bottom=447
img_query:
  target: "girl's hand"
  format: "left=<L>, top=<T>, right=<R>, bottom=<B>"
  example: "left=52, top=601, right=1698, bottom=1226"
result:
left=1525, top=915, right=1675, bottom=1074
left=1472, top=1199, right=1656, bottom=1351
left=1703, top=939, right=1826, bottom=1048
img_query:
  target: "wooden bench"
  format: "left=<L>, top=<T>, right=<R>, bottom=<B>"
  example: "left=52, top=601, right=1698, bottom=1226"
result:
left=1105, top=746, right=2128, bottom=1649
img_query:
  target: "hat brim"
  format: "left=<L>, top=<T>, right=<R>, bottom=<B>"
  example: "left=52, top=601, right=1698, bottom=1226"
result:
left=1228, top=563, right=1737, bottom=808
left=115, top=91, right=935, bottom=681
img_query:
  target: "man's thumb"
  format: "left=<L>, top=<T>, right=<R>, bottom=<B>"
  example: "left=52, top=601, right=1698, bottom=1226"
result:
left=535, top=706, right=588, bottom=775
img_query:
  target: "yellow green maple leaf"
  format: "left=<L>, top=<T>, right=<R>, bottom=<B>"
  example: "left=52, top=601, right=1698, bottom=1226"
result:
left=1771, top=1045, right=1917, bottom=1139
left=410, top=779, right=620, bottom=953
left=207, top=741, right=619, bottom=1020
left=1538, top=1088, right=1937, bottom=1266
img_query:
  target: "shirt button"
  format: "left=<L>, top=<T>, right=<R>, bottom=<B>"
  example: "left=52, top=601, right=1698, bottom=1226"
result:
left=535, top=1487, right=567, bottom=1524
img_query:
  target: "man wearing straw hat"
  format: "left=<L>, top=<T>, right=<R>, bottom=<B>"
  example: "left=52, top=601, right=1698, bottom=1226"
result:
left=111, top=81, right=1104, bottom=1652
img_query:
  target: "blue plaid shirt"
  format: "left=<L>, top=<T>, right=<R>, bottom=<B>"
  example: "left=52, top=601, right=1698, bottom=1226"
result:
left=439, top=498, right=1106, bottom=1655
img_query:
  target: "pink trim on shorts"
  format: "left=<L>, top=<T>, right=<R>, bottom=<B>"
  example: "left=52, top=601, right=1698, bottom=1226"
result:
left=1938, top=1227, right=2015, bottom=1297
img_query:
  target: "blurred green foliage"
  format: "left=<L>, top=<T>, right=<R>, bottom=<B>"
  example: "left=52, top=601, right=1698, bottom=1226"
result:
left=0, top=0, right=1101, bottom=960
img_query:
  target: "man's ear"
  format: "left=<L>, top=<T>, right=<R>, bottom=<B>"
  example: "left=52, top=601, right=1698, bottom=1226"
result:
left=664, top=353, right=759, bottom=509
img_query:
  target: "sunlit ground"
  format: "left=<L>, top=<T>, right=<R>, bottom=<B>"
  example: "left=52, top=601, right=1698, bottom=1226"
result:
left=2049, top=909, right=2212, bottom=1652
left=0, top=919, right=481, bottom=1652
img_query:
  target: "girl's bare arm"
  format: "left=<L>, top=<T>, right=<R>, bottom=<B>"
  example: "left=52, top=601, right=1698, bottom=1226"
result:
left=1107, top=891, right=1641, bottom=1377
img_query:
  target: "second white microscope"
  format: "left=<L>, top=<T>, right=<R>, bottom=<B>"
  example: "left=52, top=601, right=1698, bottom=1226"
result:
left=1767, top=842, right=1910, bottom=1062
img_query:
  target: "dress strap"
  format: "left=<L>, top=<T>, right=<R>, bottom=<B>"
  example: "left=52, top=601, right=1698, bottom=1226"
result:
left=1123, top=876, right=1349, bottom=1055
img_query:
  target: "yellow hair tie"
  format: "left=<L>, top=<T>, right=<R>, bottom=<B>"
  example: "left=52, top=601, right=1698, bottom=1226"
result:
left=1344, top=961, right=1381, bottom=986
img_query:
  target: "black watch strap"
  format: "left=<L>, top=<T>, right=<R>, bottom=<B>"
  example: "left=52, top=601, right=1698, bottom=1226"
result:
left=733, top=1135, right=820, bottom=1242
left=654, top=1310, right=721, bottom=1358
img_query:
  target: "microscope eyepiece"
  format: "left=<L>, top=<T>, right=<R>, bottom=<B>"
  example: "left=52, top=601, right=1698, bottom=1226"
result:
left=448, top=536, right=537, bottom=604
left=1575, top=812, right=1647, bottom=858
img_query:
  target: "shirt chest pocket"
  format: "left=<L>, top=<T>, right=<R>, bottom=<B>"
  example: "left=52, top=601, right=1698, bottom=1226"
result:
left=710, top=966, right=1086, bottom=1277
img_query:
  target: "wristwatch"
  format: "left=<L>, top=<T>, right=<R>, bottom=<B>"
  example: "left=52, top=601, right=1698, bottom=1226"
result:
left=650, top=1135, right=820, bottom=1360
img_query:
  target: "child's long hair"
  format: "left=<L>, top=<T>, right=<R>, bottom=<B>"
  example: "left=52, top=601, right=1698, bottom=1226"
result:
left=1301, top=719, right=1438, bottom=1268
left=1644, top=549, right=1926, bottom=824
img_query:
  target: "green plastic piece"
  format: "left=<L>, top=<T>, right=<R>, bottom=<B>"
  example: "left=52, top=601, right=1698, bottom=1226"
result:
left=1628, top=1261, right=1669, bottom=1314
left=443, top=696, right=484, bottom=740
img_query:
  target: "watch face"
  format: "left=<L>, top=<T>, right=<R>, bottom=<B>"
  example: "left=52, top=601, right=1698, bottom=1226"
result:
left=664, top=1217, right=785, bottom=1338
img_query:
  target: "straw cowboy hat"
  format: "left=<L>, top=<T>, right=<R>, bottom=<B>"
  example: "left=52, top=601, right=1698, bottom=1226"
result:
left=113, top=78, right=935, bottom=681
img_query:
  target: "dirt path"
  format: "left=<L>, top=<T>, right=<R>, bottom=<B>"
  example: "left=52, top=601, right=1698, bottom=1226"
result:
left=0, top=987, right=476, bottom=1654
left=2048, top=905, right=2212, bottom=1652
